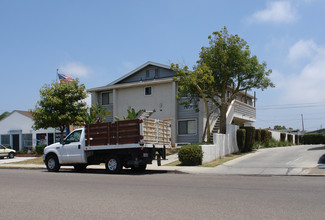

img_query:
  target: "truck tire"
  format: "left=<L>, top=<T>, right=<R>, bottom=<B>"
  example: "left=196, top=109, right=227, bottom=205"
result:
left=74, top=164, right=88, bottom=172
left=131, top=164, right=147, bottom=173
left=46, top=154, right=60, bottom=172
left=105, top=156, right=122, bottom=174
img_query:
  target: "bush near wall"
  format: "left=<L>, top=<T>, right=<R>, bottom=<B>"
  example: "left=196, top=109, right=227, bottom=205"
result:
left=244, top=127, right=255, bottom=152
left=178, top=144, right=203, bottom=166
left=237, top=129, right=246, bottom=152
left=261, top=129, right=271, bottom=143
left=255, top=129, right=261, bottom=142
left=280, top=133, right=286, bottom=142
left=302, top=134, right=325, bottom=144
left=295, top=135, right=299, bottom=144
left=35, top=145, right=47, bottom=155
left=287, top=134, right=293, bottom=144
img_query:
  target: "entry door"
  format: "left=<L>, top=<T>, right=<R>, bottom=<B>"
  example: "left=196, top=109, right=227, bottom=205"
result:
left=60, top=130, right=83, bottom=163
left=48, top=133, right=54, bottom=145
left=12, top=135, right=19, bottom=151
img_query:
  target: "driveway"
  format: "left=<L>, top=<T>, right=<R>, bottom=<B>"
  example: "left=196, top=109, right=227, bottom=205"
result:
left=212, top=145, right=325, bottom=175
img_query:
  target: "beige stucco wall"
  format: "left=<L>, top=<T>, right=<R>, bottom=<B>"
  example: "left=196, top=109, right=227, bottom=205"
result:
left=114, top=81, right=177, bottom=143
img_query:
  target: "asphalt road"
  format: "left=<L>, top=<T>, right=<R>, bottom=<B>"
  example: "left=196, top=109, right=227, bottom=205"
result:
left=1, top=169, right=325, bottom=220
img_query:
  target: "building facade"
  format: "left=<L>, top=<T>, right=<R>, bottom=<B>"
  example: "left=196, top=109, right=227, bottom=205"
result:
left=88, top=61, right=256, bottom=144
left=0, top=110, right=59, bottom=151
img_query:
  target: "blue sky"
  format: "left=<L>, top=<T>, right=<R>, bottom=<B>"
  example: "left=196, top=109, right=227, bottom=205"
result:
left=1, top=0, right=325, bottom=131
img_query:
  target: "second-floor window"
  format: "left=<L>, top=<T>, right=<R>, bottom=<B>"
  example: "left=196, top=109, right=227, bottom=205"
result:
left=145, top=87, right=152, bottom=96
left=102, top=92, right=113, bottom=105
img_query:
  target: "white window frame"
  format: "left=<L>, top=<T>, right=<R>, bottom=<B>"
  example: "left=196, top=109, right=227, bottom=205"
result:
left=144, top=86, right=152, bottom=96
left=177, top=119, right=197, bottom=136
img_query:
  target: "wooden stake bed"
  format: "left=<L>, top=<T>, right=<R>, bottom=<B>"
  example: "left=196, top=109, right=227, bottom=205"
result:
left=85, top=118, right=171, bottom=149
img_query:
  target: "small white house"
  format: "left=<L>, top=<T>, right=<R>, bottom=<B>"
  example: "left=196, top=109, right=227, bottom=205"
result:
left=0, top=110, right=59, bottom=151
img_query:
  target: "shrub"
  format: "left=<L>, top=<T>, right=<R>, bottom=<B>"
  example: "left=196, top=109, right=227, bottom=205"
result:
left=244, top=127, right=255, bottom=152
left=35, top=145, right=47, bottom=155
left=287, top=134, right=293, bottom=144
left=237, top=129, right=246, bottom=152
left=261, top=129, right=271, bottom=143
left=255, top=129, right=261, bottom=142
left=302, top=134, right=325, bottom=144
left=299, top=135, right=304, bottom=144
left=178, top=144, right=203, bottom=166
left=4, top=145, right=12, bottom=149
left=295, top=135, right=299, bottom=145
left=280, top=133, right=286, bottom=142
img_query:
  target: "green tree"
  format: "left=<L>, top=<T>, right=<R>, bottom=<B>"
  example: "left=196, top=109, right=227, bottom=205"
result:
left=172, top=27, right=274, bottom=134
left=171, top=63, right=214, bottom=142
left=0, top=111, right=9, bottom=120
left=30, top=79, right=88, bottom=141
left=274, top=125, right=286, bottom=130
left=114, top=107, right=143, bottom=121
left=80, top=104, right=113, bottom=125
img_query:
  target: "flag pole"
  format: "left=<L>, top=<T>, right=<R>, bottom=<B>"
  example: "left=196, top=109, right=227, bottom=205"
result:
left=56, top=68, right=59, bottom=82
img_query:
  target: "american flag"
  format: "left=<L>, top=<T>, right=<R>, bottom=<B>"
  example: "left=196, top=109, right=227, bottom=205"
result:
left=58, top=73, right=74, bottom=82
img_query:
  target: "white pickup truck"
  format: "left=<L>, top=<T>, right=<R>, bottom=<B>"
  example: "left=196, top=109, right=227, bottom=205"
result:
left=43, top=118, right=171, bottom=174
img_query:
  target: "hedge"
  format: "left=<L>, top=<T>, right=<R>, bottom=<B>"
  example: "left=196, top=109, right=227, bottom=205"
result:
left=302, top=134, right=325, bottom=144
left=35, top=145, right=47, bottom=155
left=287, top=134, right=293, bottom=144
left=295, top=135, right=299, bottom=144
left=237, top=129, right=246, bottom=152
left=261, top=129, right=271, bottom=143
left=178, top=144, right=203, bottom=166
left=280, top=133, right=286, bottom=142
left=244, top=127, right=255, bottom=152
left=255, top=129, right=261, bottom=142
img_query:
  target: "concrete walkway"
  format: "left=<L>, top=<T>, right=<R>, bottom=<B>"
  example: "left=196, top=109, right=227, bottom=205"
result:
left=1, top=145, right=325, bottom=176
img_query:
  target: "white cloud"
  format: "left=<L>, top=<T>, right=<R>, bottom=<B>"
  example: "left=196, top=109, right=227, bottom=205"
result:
left=60, top=62, right=92, bottom=77
left=250, top=1, right=297, bottom=23
left=287, top=40, right=319, bottom=62
left=284, top=41, right=325, bottom=102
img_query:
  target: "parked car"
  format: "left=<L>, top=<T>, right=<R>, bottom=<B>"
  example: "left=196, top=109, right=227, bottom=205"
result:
left=0, top=144, right=16, bottom=159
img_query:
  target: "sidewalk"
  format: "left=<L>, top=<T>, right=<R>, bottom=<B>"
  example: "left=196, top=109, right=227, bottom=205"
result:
left=1, top=152, right=325, bottom=176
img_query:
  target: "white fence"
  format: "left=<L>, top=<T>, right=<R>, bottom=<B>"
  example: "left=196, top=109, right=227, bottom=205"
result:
left=201, top=125, right=239, bottom=163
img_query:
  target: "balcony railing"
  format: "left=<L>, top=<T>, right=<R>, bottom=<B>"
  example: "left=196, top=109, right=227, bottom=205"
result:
left=227, top=100, right=256, bottom=124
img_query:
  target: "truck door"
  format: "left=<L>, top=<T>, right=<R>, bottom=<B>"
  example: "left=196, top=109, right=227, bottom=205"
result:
left=61, top=130, right=83, bottom=163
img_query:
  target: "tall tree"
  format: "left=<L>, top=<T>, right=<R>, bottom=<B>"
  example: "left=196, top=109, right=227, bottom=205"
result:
left=171, top=63, right=214, bottom=142
left=172, top=26, right=274, bottom=135
left=30, top=79, right=88, bottom=141
left=0, top=111, right=9, bottom=120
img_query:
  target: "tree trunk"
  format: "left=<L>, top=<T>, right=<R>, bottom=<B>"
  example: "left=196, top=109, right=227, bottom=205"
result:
left=219, top=103, right=227, bottom=134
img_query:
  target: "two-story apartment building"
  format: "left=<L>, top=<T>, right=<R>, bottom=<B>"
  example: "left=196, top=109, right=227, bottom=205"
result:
left=88, top=61, right=256, bottom=144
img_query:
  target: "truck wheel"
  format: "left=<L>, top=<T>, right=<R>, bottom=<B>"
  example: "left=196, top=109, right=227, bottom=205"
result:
left=74, top=164, right=87, bottom=172
left=105, top=156, right=122, bottom=174
left=8, top=152, right=15, bottom=159
left=131, top=164, right=147, bottom=173
left=46, top=155, right=60, bottom=172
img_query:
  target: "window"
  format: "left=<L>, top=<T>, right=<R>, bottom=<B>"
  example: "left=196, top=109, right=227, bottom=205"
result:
left=145, top=87, right=152, bottom=96
left=178, top=120, right=196, bottom=135
left=102, top=92, right=113, bottom=105
left=65, top=130, right=82, bottom=143
left=22, top=134, right=32, bottom=148
left=1, top=135, right=10, bottom=146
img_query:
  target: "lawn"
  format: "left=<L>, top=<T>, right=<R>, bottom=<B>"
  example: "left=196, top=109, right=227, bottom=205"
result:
left=11, top=157, right=44, bottom=165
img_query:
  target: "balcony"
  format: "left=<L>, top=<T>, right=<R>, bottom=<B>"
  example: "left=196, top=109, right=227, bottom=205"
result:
left=227, top=100, right=256, bottom=125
